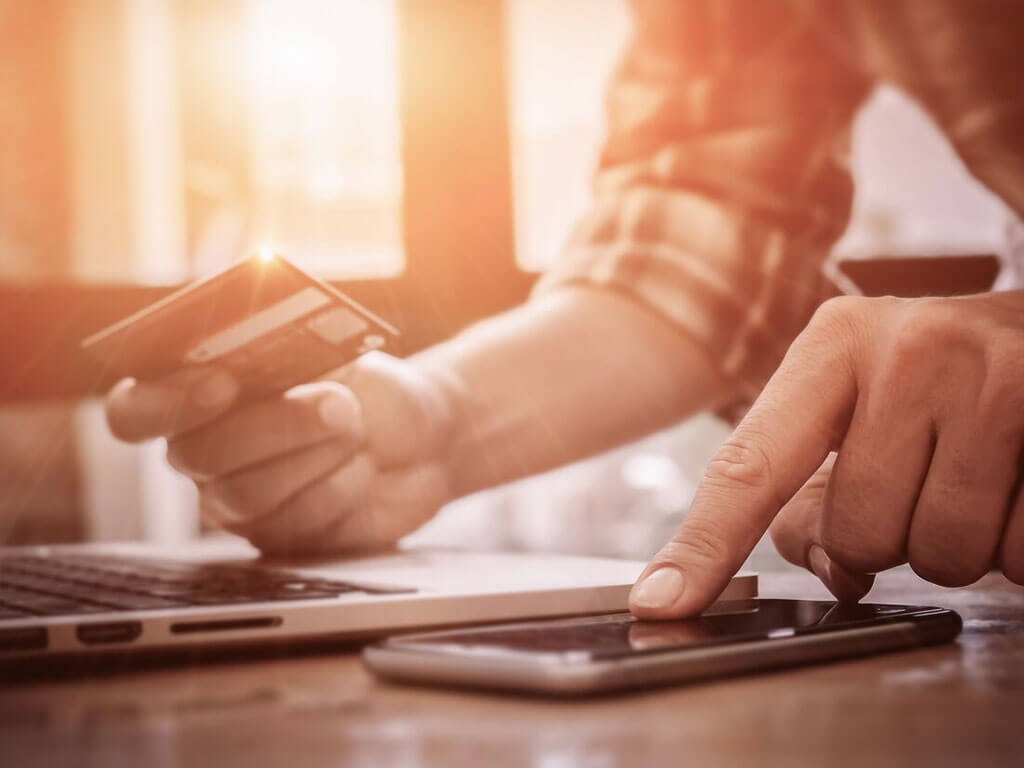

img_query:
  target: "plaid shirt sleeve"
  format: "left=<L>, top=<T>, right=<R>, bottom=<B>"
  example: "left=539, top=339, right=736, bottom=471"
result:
left=533, top=0, right=872, bottom=415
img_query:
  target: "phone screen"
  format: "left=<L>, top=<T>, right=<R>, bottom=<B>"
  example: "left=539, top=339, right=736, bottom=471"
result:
left=386, top=600, right=947, bottom=661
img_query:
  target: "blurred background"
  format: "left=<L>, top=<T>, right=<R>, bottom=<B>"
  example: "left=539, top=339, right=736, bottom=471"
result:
left=1, top=0, right=1020, bottom=564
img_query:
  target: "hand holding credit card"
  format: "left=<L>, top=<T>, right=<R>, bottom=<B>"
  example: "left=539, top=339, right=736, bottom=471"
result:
left=94, top=253, right=452, bottom=554
left=82, top=252, right=399, bottom=402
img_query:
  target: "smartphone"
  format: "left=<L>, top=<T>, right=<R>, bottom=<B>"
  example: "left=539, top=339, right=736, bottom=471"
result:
left=363, top=599, right=961, bottom=696
left=81, top=253, right=398, bottom=401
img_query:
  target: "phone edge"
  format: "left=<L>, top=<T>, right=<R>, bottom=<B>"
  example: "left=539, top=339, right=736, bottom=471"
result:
left=363, top=609, right=962, bottom=696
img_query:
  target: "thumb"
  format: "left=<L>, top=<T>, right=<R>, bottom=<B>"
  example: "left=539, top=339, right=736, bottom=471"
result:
left=769, top=454, right=874, bottom=603
left=106, top=366, right=240, bottom=442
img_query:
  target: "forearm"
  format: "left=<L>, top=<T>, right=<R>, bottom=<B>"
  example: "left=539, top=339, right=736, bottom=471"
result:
left=412, top=286, right=738, bottom=500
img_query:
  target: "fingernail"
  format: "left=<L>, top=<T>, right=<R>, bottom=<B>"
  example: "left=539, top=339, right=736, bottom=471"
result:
left=318, top=390, right=360, bottom=434
left=630, top=568, right=685, bottom=610
left=807, top=544, right=836, bottom=593
left=808, top=544, right=870, bottom=603
left=192, top=371, right=238, bottom=409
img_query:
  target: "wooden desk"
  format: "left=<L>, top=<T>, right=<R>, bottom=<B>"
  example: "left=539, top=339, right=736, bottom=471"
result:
left=2, top=569, right=1022, bottom=767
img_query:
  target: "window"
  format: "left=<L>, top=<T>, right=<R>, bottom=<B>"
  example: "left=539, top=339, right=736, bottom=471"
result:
left=239, top=0, right=404, bottom=278
left=506, top=0, right=629, bottom=271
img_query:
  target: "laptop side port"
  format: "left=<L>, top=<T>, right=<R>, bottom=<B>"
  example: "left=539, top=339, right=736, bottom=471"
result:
left=76, top=621, right=143, bottom=645
left=0, top=627, right=48, bottom=653
left=170, top=616, right=282, bottom=635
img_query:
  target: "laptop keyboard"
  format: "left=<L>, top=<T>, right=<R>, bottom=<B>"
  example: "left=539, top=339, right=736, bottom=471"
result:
left=0, top=553, right=412, bottom=621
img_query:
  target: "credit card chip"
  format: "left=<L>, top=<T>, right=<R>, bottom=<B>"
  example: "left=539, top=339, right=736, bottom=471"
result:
left=306, top=306, right=370, bottom=344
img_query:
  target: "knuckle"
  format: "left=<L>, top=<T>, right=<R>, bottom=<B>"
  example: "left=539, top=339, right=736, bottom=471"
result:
left=893, top=298, right=949, bottom=341
left=978, top=348, right=1024, bottom=425
left=704, top=435, right=776, bottom=495
left=883, top=307, right=942, bottom=375
left=807, top=295, right=884, bottom=344
left=783, top=296, right=883, bottom=382
left=820, top=509, right=903, bottom=574
left=165, top=440, right=214, bottom=480
left=811, top=295, right=865, bottom=328
left=667, top=515, right=736, bottom=570
left=882, top=300, right=978, bottom=389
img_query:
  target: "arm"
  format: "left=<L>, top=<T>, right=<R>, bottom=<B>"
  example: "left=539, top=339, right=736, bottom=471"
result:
left=104, top=288, right=727, bottom=554
left=630, top=1, right=1024, bottom=615
left=418, top=287, right=733, bottom=499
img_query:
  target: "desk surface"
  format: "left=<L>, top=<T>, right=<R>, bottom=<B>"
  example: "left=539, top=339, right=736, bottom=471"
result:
left=3, top=569, right=1022, bottom=768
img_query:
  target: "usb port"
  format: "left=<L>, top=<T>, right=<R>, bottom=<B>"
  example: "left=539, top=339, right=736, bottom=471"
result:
left=0, top=627, right=47, bottom=653
left=76, top=621, right=142, bottom=646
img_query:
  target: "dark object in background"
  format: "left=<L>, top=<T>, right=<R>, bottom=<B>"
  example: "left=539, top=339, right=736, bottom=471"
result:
left=837, top=254, right=1001, bottom=298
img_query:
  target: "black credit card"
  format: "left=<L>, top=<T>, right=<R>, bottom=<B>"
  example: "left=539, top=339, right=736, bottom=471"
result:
left=81, top=253, right=399, bottom=399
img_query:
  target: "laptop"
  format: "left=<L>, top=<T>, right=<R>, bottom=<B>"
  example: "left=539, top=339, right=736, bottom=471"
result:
left=0, top=537, right=756, bottom=663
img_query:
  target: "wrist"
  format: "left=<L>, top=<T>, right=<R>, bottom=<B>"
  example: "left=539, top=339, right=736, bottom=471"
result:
left=408, top=345, right=476, bottom=501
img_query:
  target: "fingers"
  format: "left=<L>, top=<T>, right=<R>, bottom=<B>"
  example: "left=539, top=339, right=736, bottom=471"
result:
left=220, top=452, right=376, bottom=551
left=308, top=462, right=449, bottom=553
left=774, top=390, right=1022, bottom=595
left=999, top=480, right=1024, bottom=586
left=339, top=351, right=456, bottom=467
left=820, top=388, right=935, bottom=574
left=201, top=439, right=359, bottom=526
left=167, top=383, right=364, bottom=480
left=630, top=294, right=1024, bottom=613
left=106, top=367, right=239, bottom=442
left=235, top=459, right=448, bottom=556
left=907, top=421, right=1021, bottom=587
left=769, top=454, right=875, bottom=603
left=630, top=298, right=867, bottom=619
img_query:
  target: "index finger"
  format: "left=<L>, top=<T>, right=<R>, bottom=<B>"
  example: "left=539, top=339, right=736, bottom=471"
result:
left=629, top=308, right=863, bottom=618
left=105, top=366, right=240, bottom=443
left=166, top=383, right=364, bottom=480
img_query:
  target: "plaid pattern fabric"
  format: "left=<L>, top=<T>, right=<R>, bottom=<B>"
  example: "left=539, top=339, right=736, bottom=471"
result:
left=535, top=0, right=1024, bottom=415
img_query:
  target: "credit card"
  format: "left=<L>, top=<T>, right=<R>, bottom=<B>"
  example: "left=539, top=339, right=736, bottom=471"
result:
left=82, top=253, right=399, bottom=399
